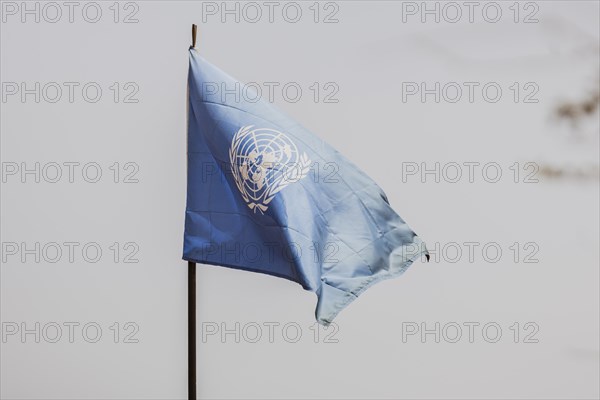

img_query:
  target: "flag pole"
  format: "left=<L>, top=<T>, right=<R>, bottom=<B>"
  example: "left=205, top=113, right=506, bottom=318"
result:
left=188, top=261, right=196, bottom=399
left=188, top=23, right=198, bottom=400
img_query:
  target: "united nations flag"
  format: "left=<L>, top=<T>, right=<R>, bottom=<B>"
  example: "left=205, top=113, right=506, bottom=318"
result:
left=184, top=48, right=428, bottom=325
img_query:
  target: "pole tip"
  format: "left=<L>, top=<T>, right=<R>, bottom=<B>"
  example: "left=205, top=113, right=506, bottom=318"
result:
left=191, top=24, right=197, bottom=48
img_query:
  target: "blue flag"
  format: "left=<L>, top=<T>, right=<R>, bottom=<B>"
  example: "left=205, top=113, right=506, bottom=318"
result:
left=184, top=49, right=428, bottom=325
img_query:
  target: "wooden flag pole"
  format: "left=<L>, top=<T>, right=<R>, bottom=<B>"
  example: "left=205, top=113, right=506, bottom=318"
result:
left=188, top=24, right=198, bottom=400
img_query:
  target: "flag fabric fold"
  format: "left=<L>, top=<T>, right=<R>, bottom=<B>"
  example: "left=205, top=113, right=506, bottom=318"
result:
left=183, top=49, right=428, bottom=325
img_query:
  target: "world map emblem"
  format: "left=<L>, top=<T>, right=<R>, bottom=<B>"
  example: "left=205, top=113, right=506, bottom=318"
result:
left=229, top=125, right=311, bottom=213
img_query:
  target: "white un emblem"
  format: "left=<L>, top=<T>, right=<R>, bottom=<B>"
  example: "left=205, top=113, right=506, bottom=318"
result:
left=229, top=125, right=311, bottom=213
